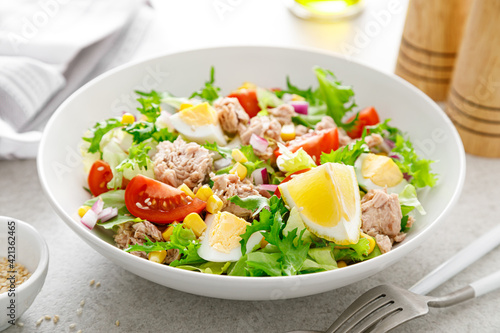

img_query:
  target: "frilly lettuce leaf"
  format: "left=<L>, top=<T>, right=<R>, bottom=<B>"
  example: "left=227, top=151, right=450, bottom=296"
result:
left=276, top=143, right=316, bottom=176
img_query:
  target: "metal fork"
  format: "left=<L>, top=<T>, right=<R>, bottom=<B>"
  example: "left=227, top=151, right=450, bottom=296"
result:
left=288, top=224, right=500, bottom=333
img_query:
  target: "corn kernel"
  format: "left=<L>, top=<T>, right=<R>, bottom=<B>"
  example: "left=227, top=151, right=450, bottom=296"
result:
left=206, top=194, right=223, bottom=214
left=337, top=260, right=347, bottom=268
left=162, top=224, right=177, bottom=241
left=183, top=213, right=207, bottom=237
left=260, top=238, right=269, bottom=249
left=78, top=206, right=91, bottom=218
left=148, top=250, right=167, bottom=264
left=195, top=185, right=213, bottom=202
left=291, top=94, right=305, bottom=102
left=179, top=103, right=193, bottom=110
left=361, top=232, right=376, bottom=255
left=238, top=82, right=257, bottom=90
left=121, top=113, right=135, bottom=125
left=178, top=183, right=195, bottom=198
left=230, top=162, right=247, bottom=181
left=280, top=124, right=296, bottom=141
left=231, top=149, right=248, bottom=163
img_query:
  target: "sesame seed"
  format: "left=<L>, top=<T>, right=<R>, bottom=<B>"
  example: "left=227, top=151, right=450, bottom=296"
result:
left=77, top=330, right=83, bottom=333
left=115, top=320, right=120, bottom=326
left=53, top=315, right=60, bottom=323
left=36, top=317, right=44, bottom=326
left=17, top=322, right=24, bottom=327
left=77, top=308, right=83, bottom=315
left=69, top=323, right=76, bottom=329
left=97, top=166, right=104, bottom=171
left=89, top=279, right=95, bottom=286
left=80, top=299, right=85, bottom=307
left=45, top=315, right=51, bottom=320
left=96, top=282, right=101, bottom=287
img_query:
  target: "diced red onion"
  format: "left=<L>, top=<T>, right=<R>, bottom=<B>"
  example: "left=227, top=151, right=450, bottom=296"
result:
left=389, top=154, right=400, bottom=160
left=290, top=101, right=308, bottom=115
left=259, top=184, right=278, bottom=192
left=214, top=158, right=232, bottom=170
left=81, top=209, right=98, bottom=230
left=98, top=207, right=118, bottom=222
left=252, top=168, right=269, bottom=185
left=250, top=134, right=269, bottom=153
left=384, top=138, right=395, bottom=149
left=403, top=173, right=412, bottom=181
left=91, top=198, right=104, bottom=214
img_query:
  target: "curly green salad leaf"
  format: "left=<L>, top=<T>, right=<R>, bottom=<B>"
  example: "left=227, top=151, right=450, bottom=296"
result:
left=135, top=90, right=164, bottom=122
left=189, top=66, right=221, bottom=103
left=320, top=136, right=369, bottom=166
left=398, top=184, right=426, bottom=216
left=83, top=118, right=123, bottom=154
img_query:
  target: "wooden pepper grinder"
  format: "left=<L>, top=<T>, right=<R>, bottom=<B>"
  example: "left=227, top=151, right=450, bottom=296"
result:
left=445, top=0, right=500, bottom=157
left=395, top=0, right=472, bottom=101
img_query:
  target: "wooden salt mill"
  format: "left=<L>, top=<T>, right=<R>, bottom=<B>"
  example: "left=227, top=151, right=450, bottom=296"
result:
left=445, top=0, right=500, bottom=157
left=395, top=0, right=472, bottom=101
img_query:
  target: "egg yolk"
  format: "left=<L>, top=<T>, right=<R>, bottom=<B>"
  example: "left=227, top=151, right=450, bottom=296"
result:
left=209, top=212, right=250, bottom=253
left=178, top=102, right=218, bottom=126
left=361, top=154, right=403, bottom=187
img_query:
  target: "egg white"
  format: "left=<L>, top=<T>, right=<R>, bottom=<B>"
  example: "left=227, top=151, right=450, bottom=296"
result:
left=169, top=113, right=227, bottom=146
left=198, top=214, right=263, bottom=262
left=354, top=153, right=408, bottom=194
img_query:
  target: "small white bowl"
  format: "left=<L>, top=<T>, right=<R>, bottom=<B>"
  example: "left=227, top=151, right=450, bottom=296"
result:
left=0, top=216, right=49, bottom=331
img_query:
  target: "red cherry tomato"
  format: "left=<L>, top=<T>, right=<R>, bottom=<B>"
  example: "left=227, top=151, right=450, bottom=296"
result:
left=124, top=175, right=206, bottom=224
left=276, top=128, right=339, bottom=164
left=228, top=89, right=260, bottom=118
left=274, top=168, right=312, bottom=198
left=88, top=160, right=113, bottom=197
left=346, top=106, right=380, bottom=139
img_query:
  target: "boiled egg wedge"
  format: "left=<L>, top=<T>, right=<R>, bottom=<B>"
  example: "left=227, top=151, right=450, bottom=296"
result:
left=354, top=153, right=408, bottom=194
left=198, top=212, right=263, bottom=262
left=169, top=102, right=227, bottom=145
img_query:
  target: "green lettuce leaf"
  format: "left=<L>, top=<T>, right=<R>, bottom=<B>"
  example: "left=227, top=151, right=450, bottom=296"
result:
left=228, top=195, right=270, bottom=217
left=82, top=118, right=123, bottom=154
left=189, top=66, right=221, bottom=103
left=257, top=87, right=283, bottom=110
left=320, top=136, right=369, bottom=166
left=135, top=90, right=164, bottom=122
left=246, top=252, right=282, bottom=276
left=176, top=262, right=231, bottom=275
left=276, top=143, right=316, bottom=176
left=398, top=184, right=426, bottom=216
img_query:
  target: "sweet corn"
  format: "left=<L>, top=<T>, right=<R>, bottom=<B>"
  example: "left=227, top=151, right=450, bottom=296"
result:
left=195, top=185, right=213, bottom=202
left=162, top=224, right=177, bottom=241
left=238, top=82, right=257, bottom=90
left=231, top=149, right=248, bottom=163
left=179, top=103, right=193, bottom=110
left=361, top=232, right=376, bottom=255
left=206, top=194, right=223, bottom=214
left=183, top=213, right=207, bottom=237
left=148, top=250, right=167, bottom=264
left=121, top=113, right=135, bottom=125
left=260, top=238, right=269, bottom=249
left=178, top=183, right=195, bottom=198
left=230, top=162, right=247, bottom=181
left=280, top=124, right=296, bottom=141
left=337, top=260, right=347, bottom=268
left=291, top=94, right=305, bottom=102
left=78, top=206, right=91, bottom=217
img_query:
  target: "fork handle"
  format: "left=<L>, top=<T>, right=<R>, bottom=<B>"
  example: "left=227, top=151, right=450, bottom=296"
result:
left=470, top=270, right=500, bottom=297
left=409, top=224, right=500, bottom=295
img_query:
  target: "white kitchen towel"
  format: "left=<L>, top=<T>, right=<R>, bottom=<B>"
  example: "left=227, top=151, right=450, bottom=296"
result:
left=0, top=0, right=153, bottom=159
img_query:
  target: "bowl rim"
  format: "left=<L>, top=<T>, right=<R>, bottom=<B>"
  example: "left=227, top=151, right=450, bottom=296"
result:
left=0, top=216, right=49, bottom=299
left=37, top=45, right=466, bottom=284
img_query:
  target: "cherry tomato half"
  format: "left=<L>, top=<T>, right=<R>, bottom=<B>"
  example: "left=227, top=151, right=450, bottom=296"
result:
left=228, top=88, right=261, bottom=118
left=125, top=175, right=206, bottom=224
left=88, top=160, right=113, bottom=197
left=276, top=128, right=339, bottom=164
left=346, top=106, right=380, bottom=139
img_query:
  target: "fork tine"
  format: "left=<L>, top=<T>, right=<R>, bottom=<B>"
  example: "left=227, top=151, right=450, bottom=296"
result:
left=368, top=309, right=428, bottom=333
left=325, top=287, right=390, bottom=333
left=334, top=295, right=393, bottom=333
left=350, top=302, right=402, bottom=333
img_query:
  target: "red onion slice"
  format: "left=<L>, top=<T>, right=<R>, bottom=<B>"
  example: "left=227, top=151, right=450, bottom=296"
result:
left=259, top=184, right=278, bottom=192
left=98, top=207, right=118, bottom=222
left=252, top=168, right=269, bottom=185
left=81, top=209, right=98, bottom=230
left=250, top=134, right=269, bottom=153
left=290, top=101, right=308, bottom=115
left=91, top=198, right=104, bottom=214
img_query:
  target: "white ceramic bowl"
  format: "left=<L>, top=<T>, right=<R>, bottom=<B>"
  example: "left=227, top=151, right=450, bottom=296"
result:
left=0, top=217, right=49, bottom=330
left=37, top=46, right=465, bottom=300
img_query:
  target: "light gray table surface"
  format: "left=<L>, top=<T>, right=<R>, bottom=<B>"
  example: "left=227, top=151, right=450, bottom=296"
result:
left=2, top=1, right=500, bottom=332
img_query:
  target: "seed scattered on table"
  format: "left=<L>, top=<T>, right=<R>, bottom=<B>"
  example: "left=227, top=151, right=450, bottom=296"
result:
left=77, top=308, right=83, bottom=315
left=17, top=322, right=24, bottom=327
left=53, top=315, right=60, bottom=323
left=44, top=315, right=51, bottom=320
left=69, top=323, right=76, bottom=329
left=89, top=279, right=95, bottom=286
left=96, top=282, right=101, bottom=287
left=77, top=330, right=83, bottom=333
left=35, top=317, right=44, bottom=326
left=0, top=257, right=31, bottom=294
left=115, top=320, right=120, bottom=326
left=80, top=299, right=85, bottom=307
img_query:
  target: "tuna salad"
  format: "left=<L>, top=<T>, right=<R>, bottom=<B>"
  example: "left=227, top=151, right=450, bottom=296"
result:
left=77, top=66, right=436, bottom=277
